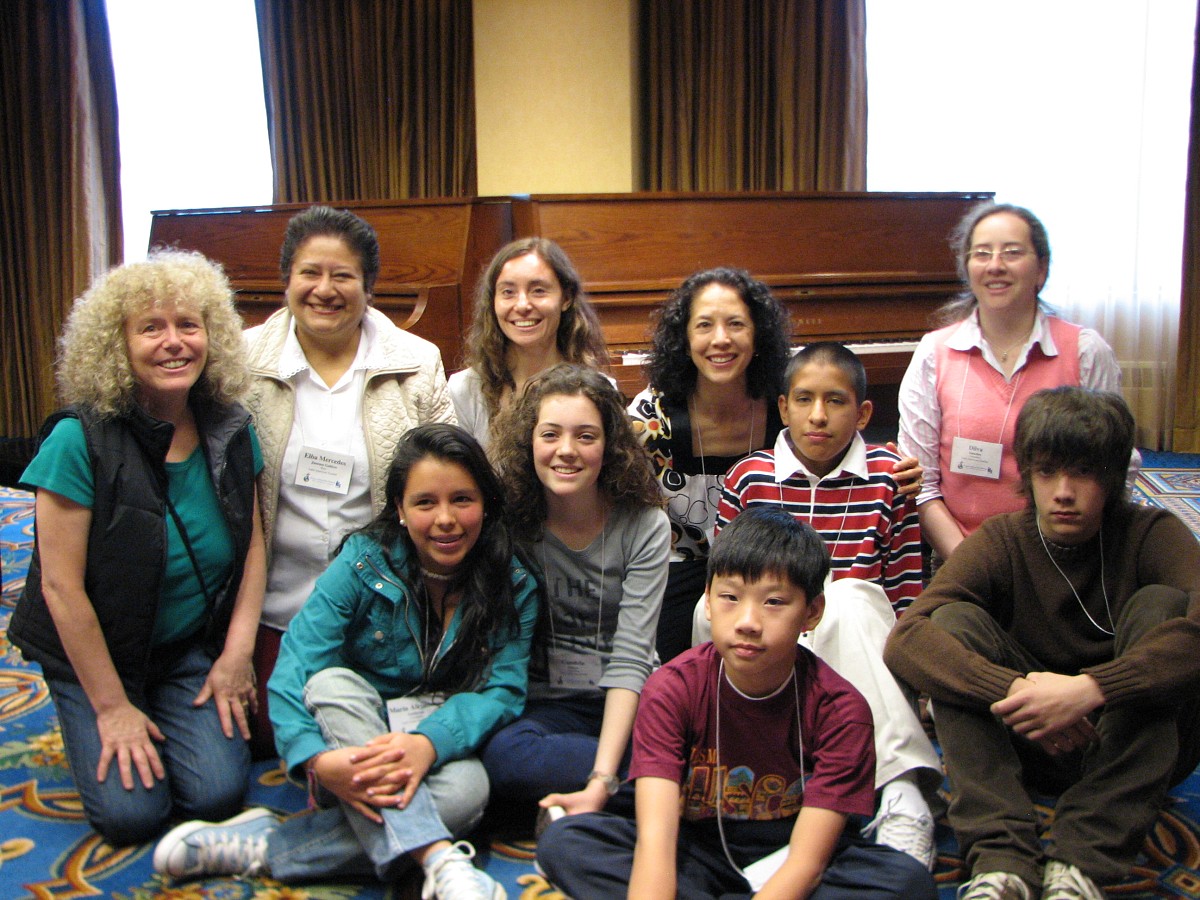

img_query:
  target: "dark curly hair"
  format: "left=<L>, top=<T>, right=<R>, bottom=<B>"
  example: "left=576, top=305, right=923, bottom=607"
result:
left=350, top=423, right=529, bottom=693
left=490, top=364, right=663, bottom=541
left=462, top=238, right=610, bottom=413
left=645, top=267, right=791, bottom=402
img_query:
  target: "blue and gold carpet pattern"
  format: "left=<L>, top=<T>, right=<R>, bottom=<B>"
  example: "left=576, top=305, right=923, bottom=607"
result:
left=2, top=451, right=1199, bottom=898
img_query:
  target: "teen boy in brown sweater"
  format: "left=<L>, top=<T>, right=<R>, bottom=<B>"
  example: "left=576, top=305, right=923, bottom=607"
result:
left=885, top=386, right=1200, bottom=900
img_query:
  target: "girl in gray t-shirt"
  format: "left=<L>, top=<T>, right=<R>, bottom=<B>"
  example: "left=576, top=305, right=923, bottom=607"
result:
left=483, top=364, right=671, bottom=820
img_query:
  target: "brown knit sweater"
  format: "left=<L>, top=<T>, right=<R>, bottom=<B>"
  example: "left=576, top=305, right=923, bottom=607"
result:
left=884, top=504, right=1200, bottom=710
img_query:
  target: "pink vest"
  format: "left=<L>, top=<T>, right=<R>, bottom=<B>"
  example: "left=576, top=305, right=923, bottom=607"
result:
left=934, top=316, right=1081, bottom=536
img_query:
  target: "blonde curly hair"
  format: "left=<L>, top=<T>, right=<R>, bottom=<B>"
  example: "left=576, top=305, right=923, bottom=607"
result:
left=57, top=250, right=250, bottom=416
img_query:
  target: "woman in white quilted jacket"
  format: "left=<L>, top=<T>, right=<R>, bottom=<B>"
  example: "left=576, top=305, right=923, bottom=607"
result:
left=242, top=205, right=455, bottom=757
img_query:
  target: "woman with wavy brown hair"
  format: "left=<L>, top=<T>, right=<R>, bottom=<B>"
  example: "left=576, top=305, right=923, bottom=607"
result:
left=448, top=238, right=609, bottom=448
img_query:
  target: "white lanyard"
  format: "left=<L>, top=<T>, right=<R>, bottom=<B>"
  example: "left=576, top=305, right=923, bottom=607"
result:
left=1037, top=522, right=1115, bottom=636
left=714, top=659, right=804, bottom=879
left=778, top=480, right=851, bottom=552
left=954, top=352, right=1024, bottom=444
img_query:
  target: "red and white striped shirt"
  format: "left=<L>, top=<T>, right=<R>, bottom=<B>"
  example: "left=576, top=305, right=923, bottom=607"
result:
left=715, top=431, right=923, bottom=613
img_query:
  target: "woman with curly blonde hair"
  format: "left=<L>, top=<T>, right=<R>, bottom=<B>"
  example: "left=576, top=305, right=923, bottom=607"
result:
left=10, top=250, right=266, bottom=845
left=482, top=364, right=668, bottom=821
left=448, top=238, right=610, bottom=447
left=56, top=250, right=250, bottom=415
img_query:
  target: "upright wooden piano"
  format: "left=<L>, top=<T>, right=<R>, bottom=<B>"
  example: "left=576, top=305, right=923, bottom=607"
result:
left=149, top=191, right=991, bottom=428
left=512, top=192, right=991, bottom=404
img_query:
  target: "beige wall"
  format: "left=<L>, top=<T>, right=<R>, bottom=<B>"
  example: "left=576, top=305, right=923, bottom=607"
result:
left=473, top=0, right=637, bottom=195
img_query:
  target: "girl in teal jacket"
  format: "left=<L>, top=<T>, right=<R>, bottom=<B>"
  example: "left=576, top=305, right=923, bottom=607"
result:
left=155, top=424, right=538, bottom=900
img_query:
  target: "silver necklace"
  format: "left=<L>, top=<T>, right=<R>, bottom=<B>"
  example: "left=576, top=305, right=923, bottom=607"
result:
left=984, top=320, right=1034, bottom=365
left=421, top=568, right=454, bottom=583
left=1036, top=520, right=1115, bottom=636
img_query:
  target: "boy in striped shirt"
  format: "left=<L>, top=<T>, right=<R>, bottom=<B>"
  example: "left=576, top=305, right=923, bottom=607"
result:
left=695, top=341, right=943, bottom=870
left=716, top=341, right=922, bottom=612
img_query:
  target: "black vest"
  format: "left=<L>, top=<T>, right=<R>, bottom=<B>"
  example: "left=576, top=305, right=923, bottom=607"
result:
left=10, top=399, right=256, bottom=694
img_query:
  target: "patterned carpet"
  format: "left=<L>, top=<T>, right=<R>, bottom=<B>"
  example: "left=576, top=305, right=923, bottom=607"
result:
left=2, top=451, right=1199, bottom=899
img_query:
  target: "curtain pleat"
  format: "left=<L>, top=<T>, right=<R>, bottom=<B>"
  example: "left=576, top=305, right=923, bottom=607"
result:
left=0, top=0, right=120, bottom=437
left=640, top=0, right=865, bottom=192
left=1175, top=2, right=1200, bottom=452
left=255, top=0, right=475, bottom=203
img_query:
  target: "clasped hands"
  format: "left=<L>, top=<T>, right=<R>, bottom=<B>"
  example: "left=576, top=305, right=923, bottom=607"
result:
left=991, top=671, right=1105, bottom=756
left=309, top=732, right=437, bottom=823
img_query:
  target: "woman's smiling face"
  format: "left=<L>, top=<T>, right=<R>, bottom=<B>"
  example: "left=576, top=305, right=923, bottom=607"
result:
left=284, top=235, right=370, bottom=349
left=966, top=212, right=1048, bottom=316
left=493, top=252, right=568, bottom=355
left=686, top=282, right=756, bottom=389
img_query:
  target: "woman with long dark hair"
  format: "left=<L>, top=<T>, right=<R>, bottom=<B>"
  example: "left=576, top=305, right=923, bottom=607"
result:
left=630, top=267, right=922, bottom=661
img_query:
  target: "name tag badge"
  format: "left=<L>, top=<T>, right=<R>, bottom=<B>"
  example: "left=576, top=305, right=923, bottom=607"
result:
left=295, top=445, right=354, bottom=495
left=951, top=436, right=1003, bottom=480
left=386, top=693, right=446, bottom=733
left=548, top=648, right=603, bottom=690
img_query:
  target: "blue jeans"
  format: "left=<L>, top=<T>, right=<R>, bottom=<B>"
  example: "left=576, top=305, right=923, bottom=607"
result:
left=48, top=641, right=249, bottom=845
left=538, top=811, right=936, bottom=899
left=481, top=695, right=632, bottom=806
left=267, top=668, right=488, bottom=882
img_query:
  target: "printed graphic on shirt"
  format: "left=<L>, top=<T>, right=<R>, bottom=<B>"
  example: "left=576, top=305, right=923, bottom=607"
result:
left=682, top=746, right=804, bottom=821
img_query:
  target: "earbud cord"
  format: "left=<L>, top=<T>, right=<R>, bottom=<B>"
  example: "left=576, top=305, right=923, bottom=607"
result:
left=1036, top=520, right=1115, bottom=636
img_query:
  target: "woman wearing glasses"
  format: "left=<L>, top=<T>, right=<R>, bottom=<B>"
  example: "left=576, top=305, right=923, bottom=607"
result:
left=897, top=202, right=1126, bottom=563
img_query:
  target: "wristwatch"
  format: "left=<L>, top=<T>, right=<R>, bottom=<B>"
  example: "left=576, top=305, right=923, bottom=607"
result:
left=588, top=770, right=621, bottom=795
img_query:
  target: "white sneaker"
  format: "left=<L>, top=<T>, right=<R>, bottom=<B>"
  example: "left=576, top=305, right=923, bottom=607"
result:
left=862, top=795, right=936, bottom=870
left=153, top=807, right=277, bottom=879
left=957, top=871, right=1035, bottom=900
left=1043, top=859, right=1105, bottom=900
left=421, top=841, right=507, bottom=899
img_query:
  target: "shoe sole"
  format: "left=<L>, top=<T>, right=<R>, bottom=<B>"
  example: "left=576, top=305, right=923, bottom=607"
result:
left=153, top=806, right=276, bottom=878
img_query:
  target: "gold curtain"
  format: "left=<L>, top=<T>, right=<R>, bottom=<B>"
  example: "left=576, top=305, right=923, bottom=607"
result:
left=1175, top=3, right=1200, bottom=452
left=640, top=0, right=866, bottom=192
left=0, top=0, right=121, bottom=438
left=255, top=0, right=476, bottom=203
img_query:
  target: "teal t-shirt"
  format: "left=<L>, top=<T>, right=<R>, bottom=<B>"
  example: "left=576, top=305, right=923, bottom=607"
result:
left=22, top=416, right=264, bottom=646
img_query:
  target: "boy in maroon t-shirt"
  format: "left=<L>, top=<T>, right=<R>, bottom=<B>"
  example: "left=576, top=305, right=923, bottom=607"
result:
left=536, top=507, right=934, bottom=899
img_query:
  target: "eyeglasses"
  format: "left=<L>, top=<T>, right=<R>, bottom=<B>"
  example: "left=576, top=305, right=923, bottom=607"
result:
left=966, top=247, right=1031, bottom=265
